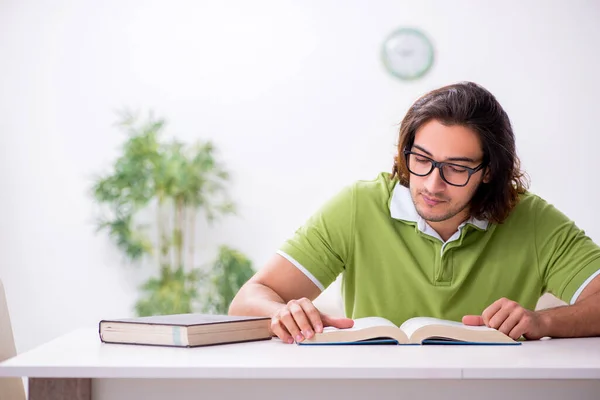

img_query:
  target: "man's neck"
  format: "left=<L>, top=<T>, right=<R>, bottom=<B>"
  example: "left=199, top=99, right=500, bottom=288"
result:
left=427, top=211, right=471, bottom=242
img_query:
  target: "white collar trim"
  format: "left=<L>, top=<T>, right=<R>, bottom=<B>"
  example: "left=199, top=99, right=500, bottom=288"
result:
left=389, top=183, right=489, bottom=242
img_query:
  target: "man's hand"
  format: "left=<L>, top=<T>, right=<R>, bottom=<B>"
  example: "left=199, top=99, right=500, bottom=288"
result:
left=462, top=297, right=550, bottom=340
left=271, top=297, right=354, bottom=344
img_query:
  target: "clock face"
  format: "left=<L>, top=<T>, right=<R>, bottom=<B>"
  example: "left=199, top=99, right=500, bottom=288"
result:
left=381, top=28, right=434, bottom=81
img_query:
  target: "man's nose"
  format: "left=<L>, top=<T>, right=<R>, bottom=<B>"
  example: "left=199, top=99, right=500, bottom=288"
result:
left=424, top=167, right=447, bottom=192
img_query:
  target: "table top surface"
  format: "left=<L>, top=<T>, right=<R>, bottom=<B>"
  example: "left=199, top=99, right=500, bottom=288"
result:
left=1, top=328, right=600, bottom=379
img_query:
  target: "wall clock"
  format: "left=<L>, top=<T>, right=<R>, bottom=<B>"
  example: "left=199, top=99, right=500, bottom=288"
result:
left=381, top=28, right=434, bottom=81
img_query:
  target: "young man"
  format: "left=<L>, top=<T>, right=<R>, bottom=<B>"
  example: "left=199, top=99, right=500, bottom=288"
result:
left=229, top=81, right=600, bottom=344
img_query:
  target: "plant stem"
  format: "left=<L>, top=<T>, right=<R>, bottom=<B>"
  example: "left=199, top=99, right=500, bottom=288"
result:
left=157, top=195, right=164, bottom=271
left=174, top=196, right=184, bottom=269
left=187, top=208, right=196, bottom=271
left=158, top=194, right=170, bottom=273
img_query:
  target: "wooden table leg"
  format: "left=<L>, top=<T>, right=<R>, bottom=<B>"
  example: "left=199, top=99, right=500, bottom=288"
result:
left=29, top=378, right=91, bottom=400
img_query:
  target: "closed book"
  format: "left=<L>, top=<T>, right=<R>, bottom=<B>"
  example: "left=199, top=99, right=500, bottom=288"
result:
left=99, top=313, right=272, bottom=347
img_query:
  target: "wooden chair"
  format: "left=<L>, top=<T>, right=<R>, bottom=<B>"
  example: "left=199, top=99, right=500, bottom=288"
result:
left=0, top=279, right=26, bottom=400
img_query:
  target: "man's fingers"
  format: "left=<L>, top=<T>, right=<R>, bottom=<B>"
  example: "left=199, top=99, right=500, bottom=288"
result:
left=482, top=299, right=504, bottom=326
left=321, top=314, right=354, bottom=329
left=272, top=298, right=353, bottom=343
left=497, top=309, right=523, bottom=336
left=487, top=306, right=512, bottom=329
left=288, top=301, right=314, bottom=340
left=270, top=316, right=294, bottom=344
left=298, top=298, right=324, bottom=334
left=508, top=319, right=527, bottom=341
left=278, top=307, right=303, bottom=342
left=462, top=315, right=484, bottom=326
left=486, top=298, right=520, bottom=329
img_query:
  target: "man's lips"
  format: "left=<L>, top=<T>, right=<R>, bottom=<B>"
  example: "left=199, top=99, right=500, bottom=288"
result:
left=422, top=194, right=445, bottom=206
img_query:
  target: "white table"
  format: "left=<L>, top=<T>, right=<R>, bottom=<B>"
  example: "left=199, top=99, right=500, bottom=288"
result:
left=1, top=328, right=600, bottom=400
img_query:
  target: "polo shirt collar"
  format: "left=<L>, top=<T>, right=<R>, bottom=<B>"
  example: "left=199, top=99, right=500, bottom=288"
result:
left=389, top=183, right=489, bottom=237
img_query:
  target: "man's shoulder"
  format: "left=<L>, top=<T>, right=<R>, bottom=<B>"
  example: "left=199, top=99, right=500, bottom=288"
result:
left=313, top=172, right=396, bottom=217
left=514, top=190, right=542, bottom=208
left=507, top=190, right=562, bottom=224
left=350, top=171, right=398, bottom=201
left=515, top=190, right=558, bottom=209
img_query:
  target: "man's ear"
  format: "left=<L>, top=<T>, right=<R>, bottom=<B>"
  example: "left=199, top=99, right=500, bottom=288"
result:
left=482, top=168, right=491, bottom=183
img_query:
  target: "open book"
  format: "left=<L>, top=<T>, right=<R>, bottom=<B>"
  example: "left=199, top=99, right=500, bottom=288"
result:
left=299, top=316, right=520, bottom=345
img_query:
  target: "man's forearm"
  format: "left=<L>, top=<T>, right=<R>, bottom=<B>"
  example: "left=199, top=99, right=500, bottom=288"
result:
left=228, top=282, right=286, bottom=318
left=539, top=291, right=600, bottom=338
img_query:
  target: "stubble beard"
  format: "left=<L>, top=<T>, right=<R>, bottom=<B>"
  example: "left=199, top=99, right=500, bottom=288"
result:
left=411, top=189, right=471, bottom=223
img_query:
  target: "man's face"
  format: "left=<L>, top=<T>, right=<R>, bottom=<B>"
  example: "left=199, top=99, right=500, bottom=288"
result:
left=408, top=119, right=487, bottom=223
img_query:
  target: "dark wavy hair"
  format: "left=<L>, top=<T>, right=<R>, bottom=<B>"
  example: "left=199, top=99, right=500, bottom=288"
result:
left=391, top=81, right=529, bottom=224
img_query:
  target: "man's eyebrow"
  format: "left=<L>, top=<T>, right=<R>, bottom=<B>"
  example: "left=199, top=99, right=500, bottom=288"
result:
left=412, top=144, right=477, bottom=163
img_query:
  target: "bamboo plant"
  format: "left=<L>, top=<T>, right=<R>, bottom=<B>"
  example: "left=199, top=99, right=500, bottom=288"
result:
left=91, top=111, right=254, bottom=316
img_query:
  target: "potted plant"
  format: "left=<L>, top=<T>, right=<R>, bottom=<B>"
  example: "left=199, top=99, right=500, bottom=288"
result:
left=91, top=110, right=254, bottom=316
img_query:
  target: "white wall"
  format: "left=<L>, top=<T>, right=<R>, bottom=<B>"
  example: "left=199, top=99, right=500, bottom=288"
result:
left=1, top=0, right=599, bottom=353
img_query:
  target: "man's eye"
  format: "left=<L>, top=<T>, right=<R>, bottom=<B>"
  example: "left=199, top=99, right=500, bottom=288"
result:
left=449, top=167, right=467, bottom=173
left=415, top=157, right=429, bottom=163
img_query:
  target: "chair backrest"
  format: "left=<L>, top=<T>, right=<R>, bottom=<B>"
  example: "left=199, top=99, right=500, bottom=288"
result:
left=0, top=279, right=26, bottom=400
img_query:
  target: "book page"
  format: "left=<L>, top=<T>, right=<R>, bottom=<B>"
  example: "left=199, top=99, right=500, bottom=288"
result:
left=321, top=316, right=396, bottom=333
left=399, top=317, right=495, bottom=338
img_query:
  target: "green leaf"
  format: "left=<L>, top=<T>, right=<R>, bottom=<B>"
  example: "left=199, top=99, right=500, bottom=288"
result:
left=135, top=267, right=203, bottom=316
left=91, top=109, right=254, bottom=316
left=202, top=245, right=255, bottom=314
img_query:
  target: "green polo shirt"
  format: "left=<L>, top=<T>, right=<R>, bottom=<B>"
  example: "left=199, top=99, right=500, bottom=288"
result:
left=277, top=172, right=600, bottom=326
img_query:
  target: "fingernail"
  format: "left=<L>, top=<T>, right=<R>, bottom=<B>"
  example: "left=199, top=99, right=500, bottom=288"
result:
left=287, top=338, right=294, bottom=344
left=315, top=324, right=323, bottom=333
left=296, top=334, right=304, bottom=342
left=303, top=329, right=313, bottom=338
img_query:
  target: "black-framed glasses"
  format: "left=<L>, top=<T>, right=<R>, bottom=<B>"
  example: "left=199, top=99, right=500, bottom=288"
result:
left=403, top=150, right=486, bottom=187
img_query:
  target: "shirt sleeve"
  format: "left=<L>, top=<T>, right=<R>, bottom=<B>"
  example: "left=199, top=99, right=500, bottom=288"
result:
left=535, top=196, right=600, bottom=304
left=277, top=184, right=355, bottom=291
